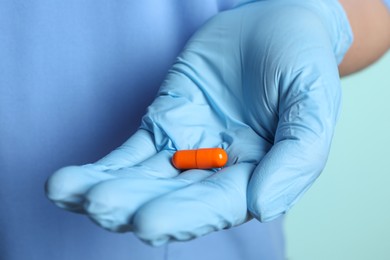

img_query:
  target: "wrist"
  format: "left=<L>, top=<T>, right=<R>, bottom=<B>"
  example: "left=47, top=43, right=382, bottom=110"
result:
left=304, top=0, right=354, bottom=65
left=238, top=0, right=354, bottom=64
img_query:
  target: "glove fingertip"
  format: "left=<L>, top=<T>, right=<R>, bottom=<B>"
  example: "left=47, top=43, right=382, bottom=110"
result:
left=45, top=165, right=82, bottom=201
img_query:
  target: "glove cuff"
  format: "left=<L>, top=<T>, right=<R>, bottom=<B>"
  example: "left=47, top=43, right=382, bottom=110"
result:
left=315, top=0, right=354, bottom=64
left=384, top=0, right=390, bottom=11
left=237, top=0, right=354, bottom=65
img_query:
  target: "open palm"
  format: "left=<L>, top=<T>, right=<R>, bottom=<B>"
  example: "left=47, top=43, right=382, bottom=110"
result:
left=46, top=0, right=352, bottom=246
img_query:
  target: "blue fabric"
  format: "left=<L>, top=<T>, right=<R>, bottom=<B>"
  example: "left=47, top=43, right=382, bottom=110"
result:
left=0, top=1, right=285, bottom=259
left=383, top=0, right=390, bottom=10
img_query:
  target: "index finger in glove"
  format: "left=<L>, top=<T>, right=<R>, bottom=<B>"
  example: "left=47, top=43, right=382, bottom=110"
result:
left=45, top=129, right=158, bottom=212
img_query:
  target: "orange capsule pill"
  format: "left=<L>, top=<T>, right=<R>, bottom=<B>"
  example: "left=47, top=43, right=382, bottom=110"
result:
left=172, top=148, right=228, bottom=170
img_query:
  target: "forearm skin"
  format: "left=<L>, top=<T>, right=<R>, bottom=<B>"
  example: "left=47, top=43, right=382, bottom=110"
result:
left=338, top=0, right=390, bottom=76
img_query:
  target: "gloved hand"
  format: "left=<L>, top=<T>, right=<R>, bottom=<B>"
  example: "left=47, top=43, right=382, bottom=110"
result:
left=46, top=0, right=352, bottom=246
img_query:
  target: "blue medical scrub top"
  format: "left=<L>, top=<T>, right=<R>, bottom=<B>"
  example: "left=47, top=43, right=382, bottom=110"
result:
left=0, top=1, right=285, bottom=259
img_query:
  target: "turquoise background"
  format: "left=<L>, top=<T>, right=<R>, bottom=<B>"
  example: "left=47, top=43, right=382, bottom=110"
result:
left=286, top=52, right=390, bottom=260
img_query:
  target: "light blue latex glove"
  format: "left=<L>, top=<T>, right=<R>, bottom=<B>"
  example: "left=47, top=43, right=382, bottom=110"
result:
left=46, top=0, right=352, bottom=246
